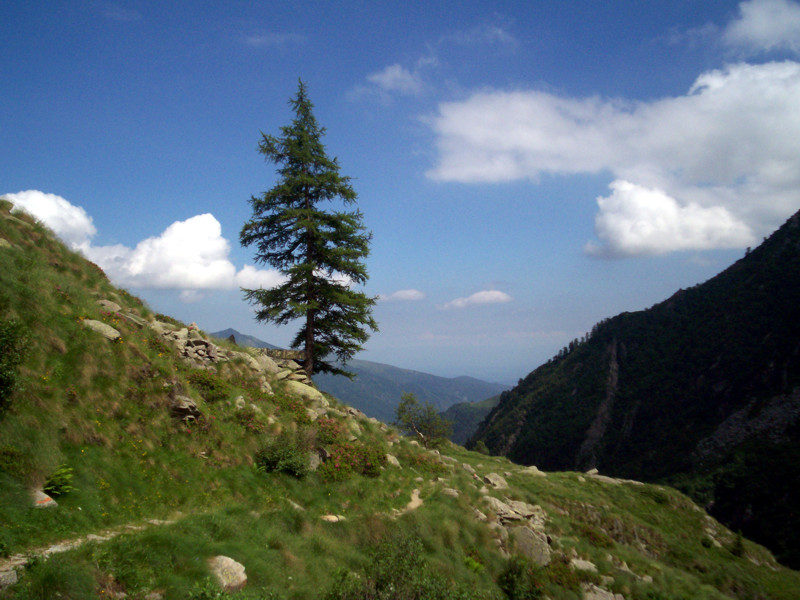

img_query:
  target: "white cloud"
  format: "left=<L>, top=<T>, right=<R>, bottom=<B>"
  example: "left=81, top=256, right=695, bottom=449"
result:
left=380, top=289, right=426, bottom=302
left=442, top=290, right=512, bottom=310
left=723, top=0, right=800, bottom=54
left=585, top=180, right=755, bottom=257
left=5, top=190, right=96, bottom=248
left=426, top=61, right=800, bottom=255
left=4, top=190, right=282, bottom=299
left=367, top=64, right=425, bottom=96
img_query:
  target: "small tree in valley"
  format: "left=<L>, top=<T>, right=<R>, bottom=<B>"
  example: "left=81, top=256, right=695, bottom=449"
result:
left=240, top=80, right=377, bottom=378
left=395, top=392, right=452, bottom=448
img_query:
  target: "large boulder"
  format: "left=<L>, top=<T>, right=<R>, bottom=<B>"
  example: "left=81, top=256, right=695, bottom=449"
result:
left=284, top=380, right=324, bottom=402
left=511, top=526, right=551, bottom=566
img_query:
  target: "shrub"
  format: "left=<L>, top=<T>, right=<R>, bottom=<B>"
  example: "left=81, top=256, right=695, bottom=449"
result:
left=43, top=464, right=78, bottom=497
left=0, top=444, right=25, bottom=477
left=0, top=316, right=27, bottom=413
left=325, top=533, right=482, bottom=600
left=497, top=555, right=544, bottom=600
left=395, top=393, right=452, bottom=448
left=318, top=441, right=387, bottom=482
left=316, top=416, right=346, bottom=445
left=255, top=432, right=310, bottom=478
left=187, top=369, right=231, bottom=404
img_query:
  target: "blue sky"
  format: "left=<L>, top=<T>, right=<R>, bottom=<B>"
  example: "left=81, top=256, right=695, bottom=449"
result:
left=3, top=1, right=800, bottom=384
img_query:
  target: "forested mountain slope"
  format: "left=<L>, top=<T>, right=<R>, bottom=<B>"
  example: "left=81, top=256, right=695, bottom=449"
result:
left=470, top=209, right=800, bottom=568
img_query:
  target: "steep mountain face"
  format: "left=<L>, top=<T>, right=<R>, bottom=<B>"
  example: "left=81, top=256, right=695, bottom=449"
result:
left=470, top=209, right=800, bottom=568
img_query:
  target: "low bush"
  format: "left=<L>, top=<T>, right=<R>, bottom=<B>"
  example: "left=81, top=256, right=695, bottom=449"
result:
left=318, top=441, right=386, bottom=482
left=43, top=464, right=78, bottom=497
left=255, top=432, right=310, bottom=478
left=187, top=369, right=231, bottom=404
left=497, top=555, right=544, bottom=600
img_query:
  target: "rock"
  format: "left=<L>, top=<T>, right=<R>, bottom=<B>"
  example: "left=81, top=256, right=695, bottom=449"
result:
left=321, top=514, right=346, bottom=522
left=581, top=583, right=624, bottom=600
left=586, top=468, right=599, bottom=475
left=82, top=319, right=121, bottom=341
left=287, top=499, right=305, bottom=511
left=97, top=299, right=122, bottom=312
left=170, top=395, right=201, bottom=421
left=483, top=496, right=523, bottom=522
left=207, top=555, right=247, bottom=592
left=511, top=526, right=551, bottom=566
left=32, top=489, right=57, bottom=509
left=571, top=558, right=598, bottom=572
left=0, top=570, right=18, bottom=587
left=442, top=488, right=460, bottom=498
left=235, top=396, right=246, bottom=409
left=473, top=508, right=488, bottom=521
left=483, top=473, right=508, bottom=489
left=462, top=463, right=476, bottom=475
left=308, top=450, right=321, bottom=471
left=386, top=454, right=401, bottom=467
left=521, top=465, right=546, bottom=477
left=284, top=380, right=324, bottom=402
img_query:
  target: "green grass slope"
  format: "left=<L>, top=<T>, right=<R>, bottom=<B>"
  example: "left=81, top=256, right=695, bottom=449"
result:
left=470, top=209, right=800, bottom=569
left=1, top=199, right=799, bottom=599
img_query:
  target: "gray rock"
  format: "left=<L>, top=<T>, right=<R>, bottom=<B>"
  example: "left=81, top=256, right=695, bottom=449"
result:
left=207, top=555, right=247, bottom=592
left=82, top=319, right=121, bottom=341
left=0, top=570, right=18, bottom=587
left=170, top=395, right=201, bottom=421
left=386, top=454, right=401, bottom=467
left=511, top=526, right=551, bottom=566
left=284, top=380, right=324, bottom=402
left=521, top=465, right=546, bottom=477
left=483, top=496, right=523, bottom=522
left=96, top=299, right=122, bottom=312
left=571, top=558, right=598, bottom=572
left=32, top=489, right=57, bottom=509
left=308, top=450, right=321, bottom=472
left=462, top=463, right=476, bottom=475
left=483, top=472, right=508, bottom=489
left=441, top=487, right=460, bottom=498
left=581, top=583, right=624, bottom=600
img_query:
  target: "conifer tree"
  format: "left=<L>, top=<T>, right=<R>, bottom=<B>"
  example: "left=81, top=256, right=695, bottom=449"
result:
left=240, top=80, right=377, bottom=378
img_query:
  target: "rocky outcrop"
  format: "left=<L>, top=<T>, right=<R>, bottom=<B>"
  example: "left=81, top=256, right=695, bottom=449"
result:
left=82, top=319, right=121, bottom=341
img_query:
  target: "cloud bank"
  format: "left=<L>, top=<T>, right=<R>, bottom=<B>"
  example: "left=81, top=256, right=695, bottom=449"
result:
left=5, top=190, right=283, bottom=298
left=426, top=60, right=800, bottom=256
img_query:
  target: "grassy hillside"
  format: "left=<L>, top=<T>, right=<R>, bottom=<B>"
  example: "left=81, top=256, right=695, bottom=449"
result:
left=1, top=199, right=799, bottom=599
left=470, top=209, right=800, bottom=569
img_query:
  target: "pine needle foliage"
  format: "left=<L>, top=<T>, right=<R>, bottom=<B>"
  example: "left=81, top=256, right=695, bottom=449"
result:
left=240, top=80, right=377, bottom=378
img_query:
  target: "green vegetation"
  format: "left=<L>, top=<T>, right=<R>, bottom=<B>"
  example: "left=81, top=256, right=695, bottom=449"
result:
left=1, top=199, right=800, bottom=598
left=442, top=395, right=500, bottom=445
left=470, top=209, right=800, bottom=569
left=395, top=392, right=452, bottom=448
left=240, top=80, right=377, bottom=378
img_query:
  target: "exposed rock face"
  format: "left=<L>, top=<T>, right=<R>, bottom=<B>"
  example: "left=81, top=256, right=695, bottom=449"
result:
left=483, top=472, right=508, bottom=489
left=207, top=555, right=247, bottom=592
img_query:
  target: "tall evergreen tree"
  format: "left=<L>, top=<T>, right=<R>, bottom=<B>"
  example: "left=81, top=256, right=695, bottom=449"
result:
left=240, top=80, right=377, bottom=378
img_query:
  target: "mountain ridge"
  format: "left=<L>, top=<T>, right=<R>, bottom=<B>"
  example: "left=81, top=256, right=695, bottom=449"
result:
left=470, top=208, right=800, bottom=568
left=211, top=328, right=509, bottom=423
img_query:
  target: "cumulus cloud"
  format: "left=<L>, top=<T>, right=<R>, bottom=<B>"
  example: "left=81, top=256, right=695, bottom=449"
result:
left=442, top=290, right=512, bottom=310
left=5, top=190, right=282, bottom=298
left=723, top=0, right=800, bottom=54
left=5, top=190, right=96, bottom=248
left=380, top=289, right=426, bottom=302
left=426, top=61, right=800, bottom=256
left=585, top=181, right=755, bottom=257
left=367, top=64, right=425, bottom=96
